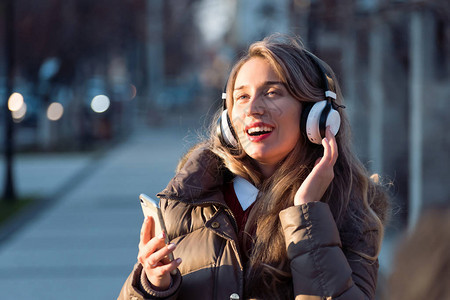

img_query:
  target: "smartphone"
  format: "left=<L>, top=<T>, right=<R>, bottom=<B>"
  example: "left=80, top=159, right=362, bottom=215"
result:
left=139, top=193, right=174, bottom=262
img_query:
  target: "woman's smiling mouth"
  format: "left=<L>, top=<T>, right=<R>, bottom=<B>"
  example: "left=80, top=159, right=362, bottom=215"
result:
left=245, top=123, right=274, bottom=142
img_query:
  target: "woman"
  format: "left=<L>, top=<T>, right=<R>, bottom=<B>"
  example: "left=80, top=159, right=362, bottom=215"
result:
left=118, top=34, right=389, bottom=300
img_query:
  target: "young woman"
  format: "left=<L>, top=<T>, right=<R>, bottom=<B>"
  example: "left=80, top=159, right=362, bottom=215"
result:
left=118, top=34, right=389, bottom=300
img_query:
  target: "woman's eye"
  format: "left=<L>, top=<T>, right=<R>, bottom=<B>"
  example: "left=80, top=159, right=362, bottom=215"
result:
left=265, top=90, right=277, bottom=97
left=235, top=94, right=248, bottom=101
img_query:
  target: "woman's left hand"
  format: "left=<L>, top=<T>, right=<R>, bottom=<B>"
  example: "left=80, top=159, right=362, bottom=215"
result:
left=294, top=127, right=338, bottom=206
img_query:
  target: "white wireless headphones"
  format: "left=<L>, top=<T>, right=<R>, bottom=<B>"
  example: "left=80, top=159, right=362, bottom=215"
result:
left=217, top=104, right=239, bottom=148
left=300, top=92, right=341, bottom=145
left=299, top=51, right=344, bottom=144
left=217, top=50, right=344, bottom=148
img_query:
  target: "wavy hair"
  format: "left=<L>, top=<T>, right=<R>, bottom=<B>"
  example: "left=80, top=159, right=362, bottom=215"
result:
left=210, top=34, right=389, bottom=299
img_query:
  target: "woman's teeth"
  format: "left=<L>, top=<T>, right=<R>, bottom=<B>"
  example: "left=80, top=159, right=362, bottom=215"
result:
left=247, top=126, right=273, bottom=136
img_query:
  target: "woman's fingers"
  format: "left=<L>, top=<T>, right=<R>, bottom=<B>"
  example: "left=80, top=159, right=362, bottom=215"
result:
left=321, top=137, right=331, bottom=165
left=143, top=255, right=182, bottom=291
left=138, top=229, right=181, bottom=271
left=138, top=231, right=165, bottom=263
left=144, top=245, right=182, bottom=275
left=139, top=216, right=154, bottom=248
left=141, top=241, right=182, bottom=286
left=326, top=126, right=339, bottom=165
left=149, top=256, right=182, bottom=277
left=144, top=241, right=176, bottom=268
left=320, top=127, right=338, bottom=166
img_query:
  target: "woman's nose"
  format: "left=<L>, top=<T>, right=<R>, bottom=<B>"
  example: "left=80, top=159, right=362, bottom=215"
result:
left=245, top=95, right=265, bottom=116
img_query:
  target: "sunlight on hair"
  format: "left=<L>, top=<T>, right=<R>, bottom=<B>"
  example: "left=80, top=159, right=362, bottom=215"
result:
left=370, top=173, right=380, bottom=183
left=91, top=95, right=110, bottom=113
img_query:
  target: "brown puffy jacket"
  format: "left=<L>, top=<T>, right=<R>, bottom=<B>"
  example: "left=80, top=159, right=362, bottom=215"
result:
left=118, top=146, right=380, bottom=300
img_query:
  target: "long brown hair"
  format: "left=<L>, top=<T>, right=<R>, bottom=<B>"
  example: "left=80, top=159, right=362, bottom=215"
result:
left=210, top=34, right=389, bottom=299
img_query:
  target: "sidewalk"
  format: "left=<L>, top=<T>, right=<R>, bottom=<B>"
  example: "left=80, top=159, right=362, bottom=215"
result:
left=0, top=119, right=202, bottom=299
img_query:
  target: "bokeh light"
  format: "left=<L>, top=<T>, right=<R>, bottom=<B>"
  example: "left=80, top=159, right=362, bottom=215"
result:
left=12, top=102, right=27, bottom=123
left=91, top=95, right=110, bottom=113
left=8, top=92, right=24, bottom=112
left=47, top=102, right=64, bottom=121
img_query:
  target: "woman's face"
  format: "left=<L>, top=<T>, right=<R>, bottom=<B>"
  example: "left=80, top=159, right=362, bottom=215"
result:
left=231, top=57, right=302, bottom=177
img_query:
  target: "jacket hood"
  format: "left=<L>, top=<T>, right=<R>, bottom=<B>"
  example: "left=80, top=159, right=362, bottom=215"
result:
left=157, top=144, right=229, bottom=206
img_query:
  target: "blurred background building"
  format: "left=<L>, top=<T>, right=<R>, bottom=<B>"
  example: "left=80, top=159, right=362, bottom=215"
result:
left=1, top=0, right=449, bottom=235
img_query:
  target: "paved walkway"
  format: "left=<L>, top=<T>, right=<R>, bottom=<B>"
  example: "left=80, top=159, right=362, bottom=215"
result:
left=0, top=120, right=202, bottom=299
left=0, top=117, right=400, bottom=299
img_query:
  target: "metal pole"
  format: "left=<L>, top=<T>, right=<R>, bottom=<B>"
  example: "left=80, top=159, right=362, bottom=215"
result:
left=408, top=9, right=424, bottom=230
left=2, top=0, right=17, bottom=202
left=368, top=17, right=384, bottom=175
left=146, top=0, right=164, bottom=105
left=342, top=5, right=357, bottom=128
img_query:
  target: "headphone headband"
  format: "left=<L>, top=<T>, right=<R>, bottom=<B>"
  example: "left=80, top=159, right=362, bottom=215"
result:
left=302, top=50, right=337, bottom=102
left=325, top=91, right=336, bottom=100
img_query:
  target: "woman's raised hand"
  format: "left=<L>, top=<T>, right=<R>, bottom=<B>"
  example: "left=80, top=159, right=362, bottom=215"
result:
left=137, top=216, right=182, bottom=291
left=294, top=127, right=338, bottom=206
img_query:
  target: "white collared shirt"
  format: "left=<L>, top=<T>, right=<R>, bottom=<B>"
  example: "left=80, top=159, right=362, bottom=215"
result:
left=233, top=176, right=259, bottom=211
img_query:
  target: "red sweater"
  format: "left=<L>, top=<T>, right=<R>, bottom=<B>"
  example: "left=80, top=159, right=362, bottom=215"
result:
left=223, top=182, right=256, bottom=265
left=224, top=182, right=255, bottom=232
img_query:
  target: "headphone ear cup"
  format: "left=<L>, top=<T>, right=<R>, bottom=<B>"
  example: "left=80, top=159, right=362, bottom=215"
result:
left=217, top=109, right=239, bottom=148
left=325, top=108, right=341, bottom=137
left=300, top=102, right=313, bottom=140
left=302, top=101, right=340, bottom=144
